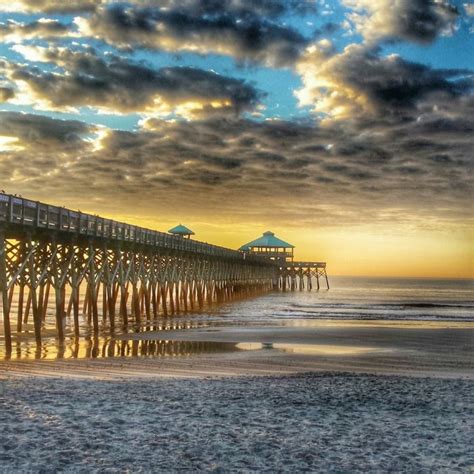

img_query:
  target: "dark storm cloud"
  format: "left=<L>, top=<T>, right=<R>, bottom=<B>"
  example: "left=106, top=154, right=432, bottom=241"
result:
left=0, top=1, right=314, bottom=68
left=0, top=1, right=471, bottom=229
left=343, top=0, right=459, bottom=44
left=0, top=112, right=95, bottom=183
left=8, top=46, right=261, bottom=116
left=77, top=3, right=309, bottom=66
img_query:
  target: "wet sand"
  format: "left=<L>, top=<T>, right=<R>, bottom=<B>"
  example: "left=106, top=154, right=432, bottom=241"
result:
left=1, top=324, right=472, bottom=379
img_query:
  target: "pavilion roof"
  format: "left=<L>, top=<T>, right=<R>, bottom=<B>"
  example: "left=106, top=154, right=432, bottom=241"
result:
left=168, top=224, right=195, bottom=235
left=239, top=231, right=294, bottom=250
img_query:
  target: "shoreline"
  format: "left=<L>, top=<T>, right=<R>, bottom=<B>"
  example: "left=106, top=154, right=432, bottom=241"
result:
left=1, top=324, right=472, bottom=380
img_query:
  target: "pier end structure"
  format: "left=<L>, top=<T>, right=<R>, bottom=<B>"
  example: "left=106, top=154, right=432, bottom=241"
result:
left=239, top=231, right=329, bottom=291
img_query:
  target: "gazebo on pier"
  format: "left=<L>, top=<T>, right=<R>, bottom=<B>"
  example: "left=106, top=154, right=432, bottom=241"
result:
left=239, top=231, right=329, bottom=290
left=239, top=231, right=294, bottom=263
left=168, top=224, right=195, bottom=239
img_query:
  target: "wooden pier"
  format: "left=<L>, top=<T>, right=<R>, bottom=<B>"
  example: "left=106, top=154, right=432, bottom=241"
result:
left=0, top=193, right=328, bottom=354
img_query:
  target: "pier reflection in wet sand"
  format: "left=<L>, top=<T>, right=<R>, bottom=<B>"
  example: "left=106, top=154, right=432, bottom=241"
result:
left=6, top=333, right=244, bottom=361
left=0, top=298, right=231, bottom=359
left=0, top=288, right=267, bottom=360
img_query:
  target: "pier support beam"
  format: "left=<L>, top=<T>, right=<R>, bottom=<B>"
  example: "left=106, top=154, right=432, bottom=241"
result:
left=279, top=262, right=329, bottom=291
left=0, top=233, right=12, bottom=354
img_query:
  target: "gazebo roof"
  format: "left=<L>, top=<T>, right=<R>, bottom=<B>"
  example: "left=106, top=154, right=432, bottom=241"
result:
left=168, top=224, right=195, bottom=235
left=239, top=231, right=294, bottom=251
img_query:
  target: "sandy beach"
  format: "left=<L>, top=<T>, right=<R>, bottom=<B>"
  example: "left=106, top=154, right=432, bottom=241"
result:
left=1, top=373, right=472, bottom=472
left=1, top=286, right=472, bottom=471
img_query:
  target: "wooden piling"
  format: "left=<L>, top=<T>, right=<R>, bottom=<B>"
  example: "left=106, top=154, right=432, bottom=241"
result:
left=17, top=281, right=24, bottom=333
left=0, top=234, right=12, bottom=353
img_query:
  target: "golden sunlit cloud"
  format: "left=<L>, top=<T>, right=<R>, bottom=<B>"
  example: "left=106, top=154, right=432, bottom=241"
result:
left=342, top=0, right=459, bottom=43
left=295, top=41, right=371, bottom=120
left=295, top=41, right=470, bottom=121
left=0, top=135, right=23, bottom=152
left=0, top=18, right=70, bottom=42
left=0, top=0, right=101, bottom=13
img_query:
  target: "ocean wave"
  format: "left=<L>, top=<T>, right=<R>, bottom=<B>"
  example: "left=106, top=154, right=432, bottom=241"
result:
left=273, top=311, right=474, bottom=322
left=289, top=302, right=474, bottom=310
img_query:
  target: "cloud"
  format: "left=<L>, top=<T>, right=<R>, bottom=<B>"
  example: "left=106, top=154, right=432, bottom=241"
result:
left=343, top=0, right=459, bottom=43
left=0, top=110, right=94, bottom=147
left=76, top=3, right=308, bottom=67
left=464, top=3, right=474, bottom=16
left=140, top=0, right=316, bottom=19
left=0, top=0, right=316, bottom=15
left=0, top=0, right=102, bottom=13
left=7, top=46, right=262, bottom=117
left=0, top=86, right=14, bottom=101
left=0, top=0, right=471, bottom=236
left=0, top=107, right=471, bottom=229
left=0, top=111, right=96, bottom=183
left=0, top=19, right=70, bottom=42
left=296, top=42, right=473, bottom=120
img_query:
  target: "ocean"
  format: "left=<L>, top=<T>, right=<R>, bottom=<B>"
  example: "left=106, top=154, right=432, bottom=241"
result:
left=215, top=276, right=474, bottom=324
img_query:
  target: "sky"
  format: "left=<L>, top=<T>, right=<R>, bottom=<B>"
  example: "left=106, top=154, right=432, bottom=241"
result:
left=0, top=0, right=473, bottom=277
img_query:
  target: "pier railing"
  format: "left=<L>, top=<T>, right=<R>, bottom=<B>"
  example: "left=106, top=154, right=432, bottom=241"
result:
left=0, top=193, right=265, bottom=263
